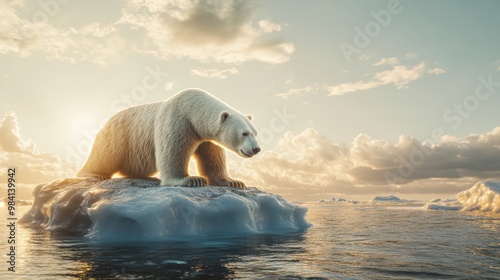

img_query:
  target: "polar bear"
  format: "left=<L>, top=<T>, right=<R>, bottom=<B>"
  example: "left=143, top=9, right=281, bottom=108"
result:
left=76, top=88, right=260, bottom=187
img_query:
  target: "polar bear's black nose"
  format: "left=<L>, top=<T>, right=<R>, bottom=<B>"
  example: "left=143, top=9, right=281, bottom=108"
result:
left=253, top=147, right=261, bottom=154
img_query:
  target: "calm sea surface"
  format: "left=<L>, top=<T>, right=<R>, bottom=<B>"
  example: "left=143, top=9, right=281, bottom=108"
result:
left=1, top=203, right=499, bottom=279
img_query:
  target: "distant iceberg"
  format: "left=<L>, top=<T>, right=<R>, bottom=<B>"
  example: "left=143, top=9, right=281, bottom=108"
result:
left=370, top=195, right=416, bottom=203
left=422, top=197, right=462, bottom=211
left=20, top=178, right=311, bottom=240
left=371, top=195, right=403, bottom=202
left=423, top=181, right=500, bottom=213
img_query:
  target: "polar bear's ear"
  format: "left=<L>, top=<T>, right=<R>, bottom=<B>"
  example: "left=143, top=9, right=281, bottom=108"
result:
left=220, top=111, right=231, bottom=123
left=247, top=114, right=253, bottom=121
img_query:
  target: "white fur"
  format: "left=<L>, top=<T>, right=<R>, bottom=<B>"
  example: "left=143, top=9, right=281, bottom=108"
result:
left=76, top=88, right=260, bottom=187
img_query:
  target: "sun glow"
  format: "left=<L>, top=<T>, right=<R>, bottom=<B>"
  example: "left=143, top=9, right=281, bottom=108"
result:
left=70, top=115, right=94, bottom=133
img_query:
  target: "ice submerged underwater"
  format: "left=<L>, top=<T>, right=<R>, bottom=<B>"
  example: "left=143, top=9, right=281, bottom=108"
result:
left=20, top=178, right=311, bottom=240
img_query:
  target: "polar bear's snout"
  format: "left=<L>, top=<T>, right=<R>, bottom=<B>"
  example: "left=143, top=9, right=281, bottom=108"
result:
left=240, top=134, right=261, bottom=158
left=240, top=141, right=261, bottom=158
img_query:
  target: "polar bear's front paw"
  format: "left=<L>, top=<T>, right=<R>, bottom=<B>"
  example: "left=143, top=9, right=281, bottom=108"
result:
left=226, top=178, right=246, bottom=188
left=184, top=176, right=208, bottom=187
left=209, top=178, right=245, bottom=188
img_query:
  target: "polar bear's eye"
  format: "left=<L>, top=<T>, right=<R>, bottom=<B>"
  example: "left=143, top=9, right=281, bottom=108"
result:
left=242, top=132, right=249, bottom=137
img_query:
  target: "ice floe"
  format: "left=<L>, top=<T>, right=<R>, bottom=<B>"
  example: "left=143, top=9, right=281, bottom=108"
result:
left=423, top=181, right=500, bottom=213
left=20, top=178, right=311, bottom=240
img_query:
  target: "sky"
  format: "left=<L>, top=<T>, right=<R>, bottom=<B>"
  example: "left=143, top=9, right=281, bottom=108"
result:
left=1, top=0, right=500, bottom=201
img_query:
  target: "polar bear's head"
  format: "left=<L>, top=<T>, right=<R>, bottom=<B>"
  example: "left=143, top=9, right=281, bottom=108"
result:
left=217, top=111, right=260, bottom=158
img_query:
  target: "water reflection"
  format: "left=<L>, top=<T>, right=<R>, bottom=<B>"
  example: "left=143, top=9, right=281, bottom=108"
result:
left=40, top=231, right=308, bottom=279
left=7, top=203, right=500, bottom=279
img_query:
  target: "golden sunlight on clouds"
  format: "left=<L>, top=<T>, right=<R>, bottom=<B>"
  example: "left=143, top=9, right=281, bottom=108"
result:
left=2, top=0, right=499, bottom=203
left=328, top=57, right=445, bottom=96
left=119, top=0, right=294, bottom=64
left=276, top=55, right=447, bottom=99
left=0, top=0, right=294, bottom=65
left=190, top=67, right=239, bottom=79
left=4, top=108, right=499, bottom=201
left=0, top=112, right=75, bottom=184
left=231, top=126, right=500, bottom=200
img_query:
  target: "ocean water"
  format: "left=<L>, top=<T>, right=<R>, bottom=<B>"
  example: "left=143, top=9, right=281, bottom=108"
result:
left=2, top=203, right=499, bottom=279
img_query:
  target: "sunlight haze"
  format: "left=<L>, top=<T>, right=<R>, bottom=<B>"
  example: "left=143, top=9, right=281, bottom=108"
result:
left=1, top=0, right=500, bottom=201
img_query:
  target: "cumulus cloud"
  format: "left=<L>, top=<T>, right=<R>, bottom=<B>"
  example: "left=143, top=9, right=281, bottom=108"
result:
left=0, top=0, right=38, bottom=56
left=0, top=112, right=75, bottom=183
left=0, top=1, right=126, bottom=66
left=118, top=0, right=294, bottom=64
left=328, top=59, right=445, bottom=96
left=350, top=127, right=500, bottom=185
left=230, top=128, right=354, bottom=199
left=230, top=127, right=500, bottom=200
left=1, top=0, right=293, bottom=65
left=190, top=67, right=239, bottom=79
left=0, top=111, right=35, bottom=153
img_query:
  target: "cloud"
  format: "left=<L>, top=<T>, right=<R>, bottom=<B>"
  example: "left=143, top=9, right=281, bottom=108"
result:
left=80, top=23, right=117, bottom=38
left=0, top=112, right=75, bottom=184
left=427, top=67, right=446, bottom=75
left=229, top=127, right=500, bottom=200
left=190, top=67, right=239, bottom=79
left=0, top=1, right=126, bottom=66
left=328, top=59, right=445, bottom=96
left=373, top=57, right=399, bottom=66
left=276, top=85, right=320, bottom=99
left=350, top=127, right=500, bottom=185
left=1, top=0, right=293, bottom=65
left=118, top=0, right=294, bottom=64
left=0, top=0, right=39, bottom=56
left=278, top=55, right=446, bottom=99
left=230, top=128, right=354, bottom=198
left=258, top=20, right=281, bottom=33
left=0, top=111, right=39, bottom=153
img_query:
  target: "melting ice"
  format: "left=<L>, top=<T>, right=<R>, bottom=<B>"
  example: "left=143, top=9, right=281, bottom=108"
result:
left=423, top=181, right=500, bottom=213
left=20, top=178, right=311, bottom=240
